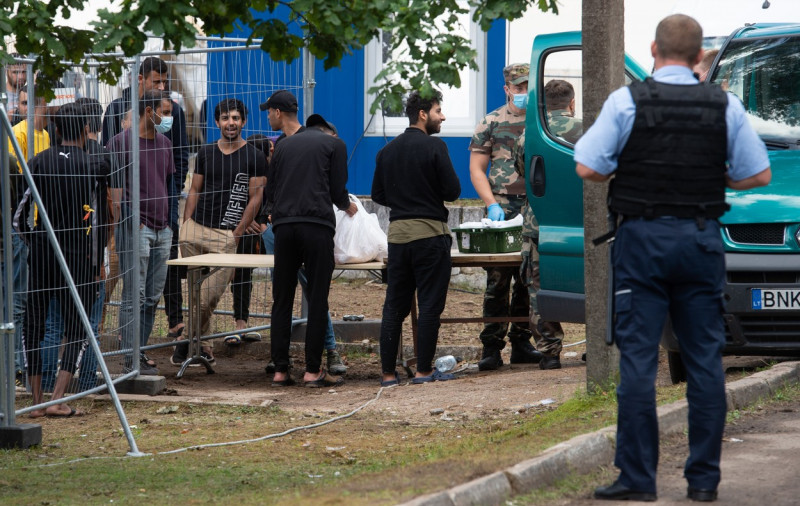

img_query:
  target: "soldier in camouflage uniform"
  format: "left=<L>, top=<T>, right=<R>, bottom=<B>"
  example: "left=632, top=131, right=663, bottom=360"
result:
left=513, top=130, right=566, bottom=369
left=544, top=79, right=583, bottom=145
left=468, top=63, right=543, bottom=370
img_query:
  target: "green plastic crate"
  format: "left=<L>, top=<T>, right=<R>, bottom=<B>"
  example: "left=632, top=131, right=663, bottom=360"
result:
left=453, top=226, right=523, bottom=253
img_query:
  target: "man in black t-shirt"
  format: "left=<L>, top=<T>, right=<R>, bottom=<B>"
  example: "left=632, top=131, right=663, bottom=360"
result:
left=177, top=98, right=267, bottom=365
left=23, top=102, right=101, bottom=417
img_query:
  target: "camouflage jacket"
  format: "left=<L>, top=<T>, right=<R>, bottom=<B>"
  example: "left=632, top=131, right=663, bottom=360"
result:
left=546, top=110, right=583, bottom=145
left=512, top=130, right=539, bottom=238
left=469, top=104, right=526, bottom=196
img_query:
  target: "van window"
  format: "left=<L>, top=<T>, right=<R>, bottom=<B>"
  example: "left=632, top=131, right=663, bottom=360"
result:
left=541, top=50, right=584, bottom=146
left=712, top=35, right=800, bottom=148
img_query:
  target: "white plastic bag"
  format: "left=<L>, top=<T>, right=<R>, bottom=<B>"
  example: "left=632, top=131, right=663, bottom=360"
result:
left=333, top=195, right=388, bottom=264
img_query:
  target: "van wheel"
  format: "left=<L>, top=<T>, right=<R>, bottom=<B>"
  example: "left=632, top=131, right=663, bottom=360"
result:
left=667, top=351, right=687, bottom=384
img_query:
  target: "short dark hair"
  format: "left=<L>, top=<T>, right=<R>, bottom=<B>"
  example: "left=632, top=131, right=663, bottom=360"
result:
left=544, top=80, right=575, bottom=110
left=215, top=98, right=247, bottom=123
left=54, top=102, right=87, bottom=141
left=138, top=90, right=170, bottom=117
left=139, top=57, right=169, bottom=77
left=246, top=133, right=274, bottom=161
left=75, top=97, right=103, bottom=133
left=405, top=90, right=443, bottom=124
left=655, top=14, right=703, bottom=65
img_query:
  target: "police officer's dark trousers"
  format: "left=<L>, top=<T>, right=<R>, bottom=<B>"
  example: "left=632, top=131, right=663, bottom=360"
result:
left=612, top=217, right=726, bottom=494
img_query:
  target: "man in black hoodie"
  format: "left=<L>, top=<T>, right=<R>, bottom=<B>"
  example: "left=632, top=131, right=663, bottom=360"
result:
left=265, top=113, right=356, bottom=388
left=371, top=90, right=461, bottom=385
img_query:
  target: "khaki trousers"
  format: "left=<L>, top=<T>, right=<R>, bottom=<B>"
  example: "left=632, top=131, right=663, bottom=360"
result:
left=179, top=218, right=236, bottom=341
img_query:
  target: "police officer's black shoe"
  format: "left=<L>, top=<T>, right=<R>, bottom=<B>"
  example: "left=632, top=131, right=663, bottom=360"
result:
left=539, top=354, right=562, bottom=370
left=509, top=337, right=543, bottom=364
left=478, top=348, right=503, bottom=371
left=594, top=481, right=656, bottom=502
left=687, top=487, right=717, bottom=502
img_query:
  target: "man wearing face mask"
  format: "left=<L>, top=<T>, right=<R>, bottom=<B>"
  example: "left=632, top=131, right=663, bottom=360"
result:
left=107, top=90, right=176, bottom=375
left=468, top=63, right=542, bottom=371
left=102, top=56, right=190, bottom=361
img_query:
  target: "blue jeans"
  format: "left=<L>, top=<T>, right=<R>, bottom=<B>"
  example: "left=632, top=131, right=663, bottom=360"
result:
left=11, top=232, right=28, bottom=374
left=41, top=281, right=105, bottom=392
left=262, top=224, right=337, bottom=351
left=117, top=224, right=172, bottom=358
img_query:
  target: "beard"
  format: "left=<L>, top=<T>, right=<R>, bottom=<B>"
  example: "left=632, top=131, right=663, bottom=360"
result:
left=425, top=116, right=441, bottom=135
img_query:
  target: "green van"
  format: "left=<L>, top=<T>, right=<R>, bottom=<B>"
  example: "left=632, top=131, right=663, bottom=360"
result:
left=523, top=26, right=800, bottom=382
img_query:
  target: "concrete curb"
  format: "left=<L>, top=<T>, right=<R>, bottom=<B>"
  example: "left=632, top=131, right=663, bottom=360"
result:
left=398, top=361, right=800, bottom=506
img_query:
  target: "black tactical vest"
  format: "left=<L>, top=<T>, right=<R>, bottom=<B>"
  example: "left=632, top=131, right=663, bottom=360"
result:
left=609, top=78, right=729, bottom=219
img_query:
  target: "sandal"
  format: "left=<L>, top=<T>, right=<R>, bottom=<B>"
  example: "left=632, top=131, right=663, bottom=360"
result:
left=242, top=331, right=262, bottom=342
left=304, top=369, right=344, bottom=388
left=380, top=371, right=400, bottom=388
left=167, top=325, right=185, bottom=339
left=271, top=376, right=296, bottom=387
left=224, top=334, right=243, bottom=346
left=411, top=368, right=457, bottom=384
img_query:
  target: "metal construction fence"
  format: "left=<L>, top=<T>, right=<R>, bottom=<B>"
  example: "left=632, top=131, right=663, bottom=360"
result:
left=1, top=39, right=307, bottom=453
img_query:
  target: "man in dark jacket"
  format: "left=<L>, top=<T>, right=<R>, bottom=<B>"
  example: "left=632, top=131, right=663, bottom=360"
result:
left=266, top=114, right=356, bottom=388
left=371, top=90, right=461, bottom=385
left=101, top=56, right=190, bottom=343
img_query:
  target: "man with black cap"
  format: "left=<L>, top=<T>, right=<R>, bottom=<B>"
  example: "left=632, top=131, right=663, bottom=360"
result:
left=256, top=92, right=348, bottom=376
left=265, top=108, right=356, bottom=388
left=259, top=89, right=303, bottom=140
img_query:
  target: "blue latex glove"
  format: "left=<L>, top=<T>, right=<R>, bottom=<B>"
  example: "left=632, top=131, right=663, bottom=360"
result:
left=487, top=203, right=505, bottom=221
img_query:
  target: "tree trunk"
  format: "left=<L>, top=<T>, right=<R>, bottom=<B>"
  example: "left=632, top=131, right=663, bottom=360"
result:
left=582, top=0, right=625, bottom=390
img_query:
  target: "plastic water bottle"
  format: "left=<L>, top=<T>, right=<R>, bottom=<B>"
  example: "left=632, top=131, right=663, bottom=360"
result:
left=434, top=355, right=457, bottom=373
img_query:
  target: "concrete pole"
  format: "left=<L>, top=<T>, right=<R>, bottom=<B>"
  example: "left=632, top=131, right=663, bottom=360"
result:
left=582, top=0, right=625, bottom=389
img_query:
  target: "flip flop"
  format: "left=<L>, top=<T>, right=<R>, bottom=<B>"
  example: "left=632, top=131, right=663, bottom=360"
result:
left=304, top=370, right=344, bottom=388
left=46, top=407, right=84, bottom=417
left=242, top=331, right=262, bottom=342
left=224, top=334, right=243, bottom=346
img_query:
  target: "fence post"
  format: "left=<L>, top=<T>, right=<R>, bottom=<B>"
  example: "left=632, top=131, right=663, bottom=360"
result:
left=0, top=68, right=43, bottom=449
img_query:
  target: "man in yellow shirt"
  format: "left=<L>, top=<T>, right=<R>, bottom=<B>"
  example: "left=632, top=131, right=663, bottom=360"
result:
left=8, top=88, right=50, bottom=166
left=6, top=86, right=50, bottom=387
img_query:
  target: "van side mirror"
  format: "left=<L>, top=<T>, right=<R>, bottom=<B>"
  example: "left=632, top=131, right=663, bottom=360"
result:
left=529, top=155, right=545, bottom=197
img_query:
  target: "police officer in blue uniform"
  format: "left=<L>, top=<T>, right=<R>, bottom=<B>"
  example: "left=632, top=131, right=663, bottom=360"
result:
left=575, top=14, right=771, bottom=503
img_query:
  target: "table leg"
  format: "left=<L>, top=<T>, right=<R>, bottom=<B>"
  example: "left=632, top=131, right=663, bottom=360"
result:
left=176, top=266, right=216, bottom=378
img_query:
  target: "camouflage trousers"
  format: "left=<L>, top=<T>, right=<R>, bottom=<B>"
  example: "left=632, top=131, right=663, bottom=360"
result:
left=520, top=236, right=564, bottom=357
left=480, top=195, right=530, bottom=348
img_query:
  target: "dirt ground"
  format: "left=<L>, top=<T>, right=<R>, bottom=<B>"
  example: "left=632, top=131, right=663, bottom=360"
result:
left=122, top=277, right=667, bottom=426
left=92, top=276, right=779, bottom=425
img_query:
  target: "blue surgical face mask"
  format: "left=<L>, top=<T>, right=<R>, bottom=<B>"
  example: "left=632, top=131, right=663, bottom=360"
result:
left=153, top=112, right=173, bottom=134
left=512, top=93, right=528, bottom=110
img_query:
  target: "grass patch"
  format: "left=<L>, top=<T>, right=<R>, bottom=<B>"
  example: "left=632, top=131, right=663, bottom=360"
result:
left=10, top=376, right=773, bottom=505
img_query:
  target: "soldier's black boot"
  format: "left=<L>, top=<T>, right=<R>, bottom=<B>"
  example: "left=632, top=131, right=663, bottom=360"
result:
left=509, top=337, right=544, bottom=364
left=478, top=345, right=504, bottom=371
left=539, top=354, right=562, bottom=370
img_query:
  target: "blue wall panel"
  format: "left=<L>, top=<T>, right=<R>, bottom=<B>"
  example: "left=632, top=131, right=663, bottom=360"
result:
left=215, top=11, right=509, bottom=200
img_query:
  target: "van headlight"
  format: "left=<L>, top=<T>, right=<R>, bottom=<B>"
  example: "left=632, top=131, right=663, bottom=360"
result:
left=796, top=226, right=800, bottom=247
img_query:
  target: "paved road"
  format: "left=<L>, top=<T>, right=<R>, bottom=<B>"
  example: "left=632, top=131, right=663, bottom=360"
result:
left=555, top=394, right=800, bottom=505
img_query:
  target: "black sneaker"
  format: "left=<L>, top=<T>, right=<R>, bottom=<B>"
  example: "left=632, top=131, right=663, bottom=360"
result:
left=15, top=370, right=26, bottom=389
left=171, top=340, right=189, bottom=366
left=123, top=358, right=160, bottom=376
left=200, top=350, right=216, bottom=366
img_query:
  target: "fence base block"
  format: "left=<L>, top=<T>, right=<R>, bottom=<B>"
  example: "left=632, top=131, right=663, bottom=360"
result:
left=0, top=423, right=42, bottom=449
left=115, top=375, right=167, bottom=396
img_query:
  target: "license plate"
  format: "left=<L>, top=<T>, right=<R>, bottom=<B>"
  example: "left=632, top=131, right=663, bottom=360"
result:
left=751, top=289, right=800, bottom=310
